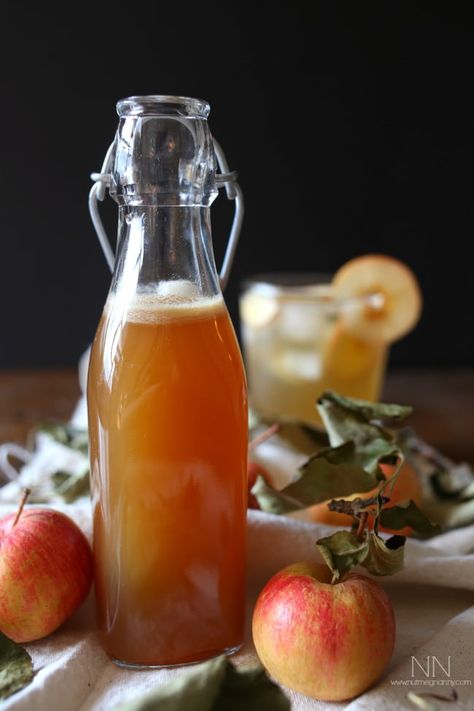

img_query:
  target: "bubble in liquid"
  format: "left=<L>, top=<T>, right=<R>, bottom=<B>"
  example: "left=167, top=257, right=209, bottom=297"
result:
left=156, top=279, right=200, bottom=301
left=106, top=281, right=223, bottom=325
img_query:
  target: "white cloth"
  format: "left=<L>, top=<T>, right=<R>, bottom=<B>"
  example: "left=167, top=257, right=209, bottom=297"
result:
left=0, top=500, right=473, bottom=711
left=1, top=373, right=473, bottom=709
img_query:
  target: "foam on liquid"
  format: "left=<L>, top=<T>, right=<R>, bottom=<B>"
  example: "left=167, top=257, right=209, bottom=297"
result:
left=105, top=280, right=224, bottom=324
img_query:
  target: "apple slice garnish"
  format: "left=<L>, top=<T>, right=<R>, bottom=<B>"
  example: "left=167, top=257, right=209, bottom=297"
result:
left=332, top=254, right=422, bottom=343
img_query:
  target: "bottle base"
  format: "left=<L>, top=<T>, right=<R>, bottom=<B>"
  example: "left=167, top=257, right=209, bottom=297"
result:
left=110, top=643, right=242, bottom=670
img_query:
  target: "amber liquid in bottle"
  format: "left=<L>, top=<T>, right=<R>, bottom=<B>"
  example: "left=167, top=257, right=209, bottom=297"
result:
left=88, top=293, right=247, bottom=667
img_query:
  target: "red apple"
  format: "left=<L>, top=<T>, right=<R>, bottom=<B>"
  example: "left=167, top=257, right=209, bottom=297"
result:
left=0, top=493, right=94, bottom=643
left=252, top=562, right=395, bottom=701
left=247, top=461, right=270, bottom=509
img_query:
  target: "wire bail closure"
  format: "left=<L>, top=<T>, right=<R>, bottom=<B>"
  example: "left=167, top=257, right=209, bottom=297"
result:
left=88, top=138, right=244, bottom=291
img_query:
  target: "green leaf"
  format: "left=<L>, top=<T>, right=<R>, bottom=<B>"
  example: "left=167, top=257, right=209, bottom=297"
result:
left=270, top=422, right=329, bottom=455
left=36, top=423, right=89, bottom=455
left=51, top=467, right=90, bottom=503
left=362, top=533, right=405, bottom=576
left=316, top=531, right=369, bottom=583
left=0, top=632, right=34, bottom=700
left=317, top=392, right=411, bottom=467
left=115, top=656, right=289, bottom=711
left=249, top=417, right=328, bottom=456
left=407, top=688, right=457, bottom=710
left=248, top=408, right=261, bottom=431
left=316, top=392, right=404, bottom=475
left=317, top=392, right=385, bottom=448
left=352, top=437, right=401, bottom=477
left=115, top=655, right=225, bottom=710
left=398, top=428, right=474, bottom=502
left=422, top=498, right=474, bottom=529
left=316, top=530, right=407, bottom=582
left=251, top=476, right=297, bottom=515
left=318, top=392, right=413, bottom=424
left=252, top=392, right=410, bottom=515
left=407, top=692, right=439, bottom=711
left=380, top=501, right=442, bottom=536
left=430, top=464, right=474, bottom=500
left=252, top=442, right=377, bottom=514
left=318, top=392, right=401, bottom=478
left=214, top=663, right=290, bottom=711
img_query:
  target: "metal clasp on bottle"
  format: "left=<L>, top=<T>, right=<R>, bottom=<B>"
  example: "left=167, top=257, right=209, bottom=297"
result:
left=88, top=139, right=244, bottom=292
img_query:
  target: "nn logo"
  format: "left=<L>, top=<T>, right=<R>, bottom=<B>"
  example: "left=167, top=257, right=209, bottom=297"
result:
left=411, top=655, right=451, bottom=678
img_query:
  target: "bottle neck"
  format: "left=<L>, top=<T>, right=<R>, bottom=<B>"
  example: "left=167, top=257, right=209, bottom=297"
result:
left=110, top=205, right=221, bottom=301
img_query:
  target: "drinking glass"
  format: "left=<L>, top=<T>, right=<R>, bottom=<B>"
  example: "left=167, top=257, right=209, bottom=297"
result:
left=240, top=274, right=388, bottom=425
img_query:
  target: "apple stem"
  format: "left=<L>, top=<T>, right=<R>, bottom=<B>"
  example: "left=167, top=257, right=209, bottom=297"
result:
left=12, top=488, right=31, bottom=528
left=248, top=423, right=280, bottom=452
left=355, top=511, right=368, bottom=540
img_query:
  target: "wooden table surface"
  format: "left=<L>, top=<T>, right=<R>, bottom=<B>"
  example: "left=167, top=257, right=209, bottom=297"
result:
left=0, top=368, right=473, bottom=462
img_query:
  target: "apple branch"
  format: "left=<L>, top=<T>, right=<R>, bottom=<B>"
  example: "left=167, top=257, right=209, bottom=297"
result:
left=248, top=423, right=280, bottom=452
left=355, top=512, right=369, bottom=540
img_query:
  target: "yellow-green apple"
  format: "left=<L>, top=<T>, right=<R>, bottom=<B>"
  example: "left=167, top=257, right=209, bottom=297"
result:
left=252, top=562, right=395, bottom=701
left=0, top=495, right=93, bottom=643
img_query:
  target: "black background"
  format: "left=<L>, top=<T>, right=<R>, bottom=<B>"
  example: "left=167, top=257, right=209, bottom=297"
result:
left=0, top=2, right=473, bottom=368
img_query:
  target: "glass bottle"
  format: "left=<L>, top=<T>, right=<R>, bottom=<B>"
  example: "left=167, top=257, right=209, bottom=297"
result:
left=87, top=96, right=248, bottom=668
